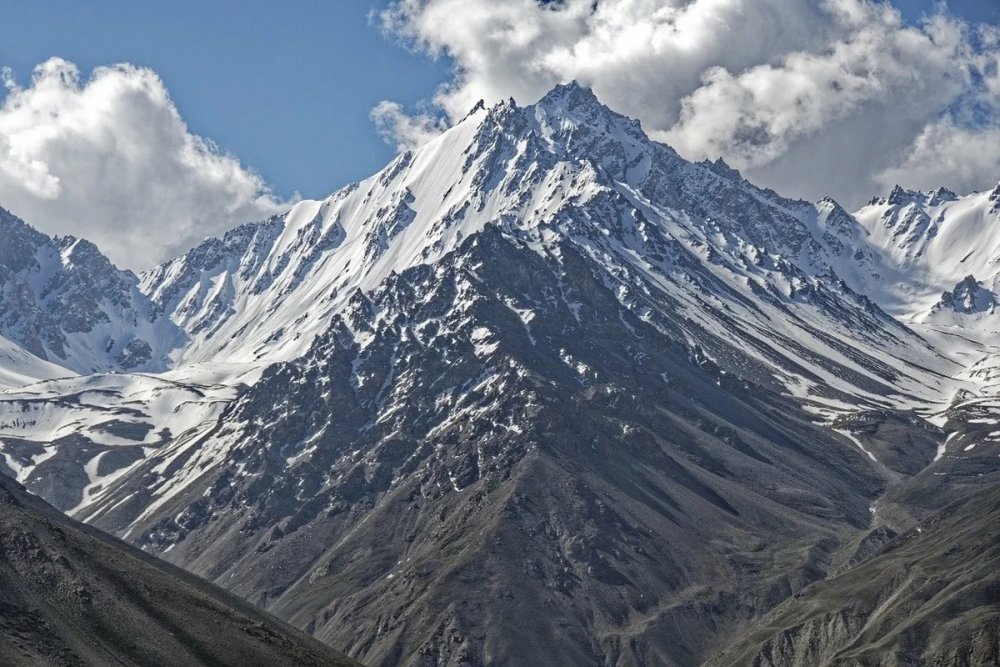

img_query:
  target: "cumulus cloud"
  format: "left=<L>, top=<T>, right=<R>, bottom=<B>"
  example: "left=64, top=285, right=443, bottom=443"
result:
left=876, top=119, right=1000, bottom=194
left=378, top=0, right=1000, bottom=207
left=0, top=58, right=288, bottom=270
left=664, top=13, right=967, bottom=166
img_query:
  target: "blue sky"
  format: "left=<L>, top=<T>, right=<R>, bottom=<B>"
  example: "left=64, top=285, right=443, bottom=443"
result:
left=1, top=0, right=992, bottom=201
left=899, top=0, right=999, bottom=23
left=1, top=1, right=998, bottom=269
left=0, top=1, right=451, bottom=200
left=1, top=0, right=997, bottom=200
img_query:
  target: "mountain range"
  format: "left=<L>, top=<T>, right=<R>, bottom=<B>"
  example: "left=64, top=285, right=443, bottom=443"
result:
left=0, top=82, right=997, bottom=665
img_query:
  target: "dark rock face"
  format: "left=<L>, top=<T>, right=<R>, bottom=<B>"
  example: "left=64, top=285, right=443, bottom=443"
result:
left=831, top=410, right=941, bottom=477
left=936, top=275, right=996, bottom=314
left=0, top=206, right=182, bottom=373
left=989, top=181, right=1000, bottom=215
left=0, top=471, right=359, bottom=666
left=115, top=337, right=154, bottom=369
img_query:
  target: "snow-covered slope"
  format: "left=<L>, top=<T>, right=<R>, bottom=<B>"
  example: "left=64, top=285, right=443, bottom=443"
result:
left=140, top=106, right=515, bottom=367
left=0, top=363, right=251, bottom=513
left=851, top=184, right=1000, bottom=322
left=0, top=333, right=73, bottom=388
left=0, top=207, right=185, bottom=373
left=142, top=84, right=953, bottom=414
left=822, top=184, right=1000, bottom=401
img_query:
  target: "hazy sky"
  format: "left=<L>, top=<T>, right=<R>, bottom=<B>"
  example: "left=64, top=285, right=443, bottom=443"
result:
left=1, top=1, right=998, bottom=269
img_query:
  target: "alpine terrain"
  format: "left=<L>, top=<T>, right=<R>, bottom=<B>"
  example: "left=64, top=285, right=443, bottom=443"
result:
left=0, top=83, right=997, bottom=665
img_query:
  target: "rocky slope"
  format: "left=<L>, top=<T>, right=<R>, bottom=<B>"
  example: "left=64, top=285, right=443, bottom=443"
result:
left=84, top=226, right=900, bottom=664
left=0, top=206, right=183, bottom=374
left=0, top=468, right=359, bottom=666
left=709, top=482, right=1000, bottom=666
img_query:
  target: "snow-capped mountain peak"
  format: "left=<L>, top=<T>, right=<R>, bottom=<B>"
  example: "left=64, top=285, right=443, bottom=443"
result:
left=2, top=81, right=999, bottom=666
left=133, top=85, right=951, bottom=418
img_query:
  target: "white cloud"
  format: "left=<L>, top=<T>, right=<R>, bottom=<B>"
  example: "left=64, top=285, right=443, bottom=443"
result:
left=371, top=100, right=447, bottom=152
left=0, top=58, right=288, bottom=270
left=379, top=0, right=1000, bottom=206
left=664, top=14, right=967, bottom=166
left=876, top=119, right=1000, bottom=194
left=874, top=22, right=1000, bottom=194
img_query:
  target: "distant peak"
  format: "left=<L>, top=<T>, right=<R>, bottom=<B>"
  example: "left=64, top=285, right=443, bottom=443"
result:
left=887, top=184, right=913, bottom=206
left=550, top=80, right=593, bottom=95
left=55, top=235, right=111, bottom=266
left=817, top=196, right=849, bottom=213
left=880, top=185, right=963, bottom=208
left=0, top=206, right=31, bottom=229
left=989, top=181, right=1000, bottom=213
left=531, top=80, right=644, bottom=139
left=464, top=99, right=486, bottom=119
left=537, top=80, right=599, bottom=108
left=927, top=186, right=958, bottom=206
left=0, top=207, right=50, bottom=247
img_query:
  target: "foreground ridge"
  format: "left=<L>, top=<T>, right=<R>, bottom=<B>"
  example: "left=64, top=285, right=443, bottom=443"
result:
left=0, top=471, right=360, bottom=666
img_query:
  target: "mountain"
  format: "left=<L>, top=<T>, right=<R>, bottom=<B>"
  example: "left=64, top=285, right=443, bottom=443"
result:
left=0, top=206, right=183, bottom=374
left=851, top=184, right=1000, bottom=321
left=139, top=85, right=952, bottom=407
left=0, top=367, right=244, bottom=513
left=86, top=224, right=899, bottom=664
left=0, top=83, right=997, bottom=665
left=0, top=466, right=358, bottom=666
